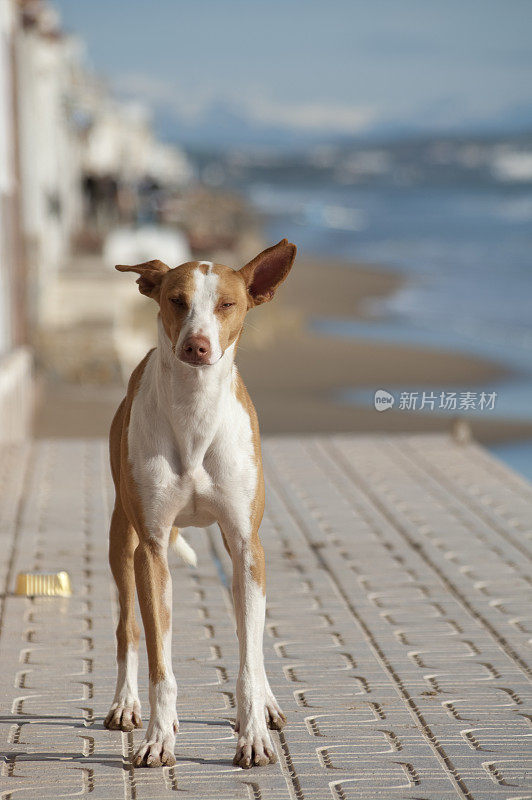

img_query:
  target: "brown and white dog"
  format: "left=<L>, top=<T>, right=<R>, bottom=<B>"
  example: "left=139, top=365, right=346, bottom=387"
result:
left=104, top=239, right=296, bottom=769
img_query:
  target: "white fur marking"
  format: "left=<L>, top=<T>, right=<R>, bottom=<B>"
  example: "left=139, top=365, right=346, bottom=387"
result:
left=175, top=267, right=221, bottom=364
left=171, top=533, right=198, bottom=566
left=106, top=644, right=141, bottom=727
left=113, top=646, right=139, bottom=705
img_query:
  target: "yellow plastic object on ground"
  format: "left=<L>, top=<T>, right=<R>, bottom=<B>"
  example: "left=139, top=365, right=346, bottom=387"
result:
left=14, top=570, right=72, bottom=597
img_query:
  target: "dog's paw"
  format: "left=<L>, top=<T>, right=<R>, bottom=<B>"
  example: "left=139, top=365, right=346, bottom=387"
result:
left=104, top=700, right=142, bottom=732
left=132, top=719, right=178, bottom=768
left=233, top=721, right=277, bottom=769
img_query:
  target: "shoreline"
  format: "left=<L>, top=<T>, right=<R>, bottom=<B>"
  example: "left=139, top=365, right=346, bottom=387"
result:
left=34, top=255, right=532, bottom=446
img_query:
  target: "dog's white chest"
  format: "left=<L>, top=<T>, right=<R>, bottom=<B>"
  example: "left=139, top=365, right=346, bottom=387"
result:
left=167, top=464, right=213, bottom=528
left=127, top=352, right=257, bottom=533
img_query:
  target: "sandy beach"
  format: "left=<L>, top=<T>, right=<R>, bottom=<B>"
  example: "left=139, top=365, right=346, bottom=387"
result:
left=237, top=258, right=532, bottom=443
left=35, top=257, right=532, bottom=444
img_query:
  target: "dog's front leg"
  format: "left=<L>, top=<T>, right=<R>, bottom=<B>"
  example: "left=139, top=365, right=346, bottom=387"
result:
left=132, top=530, right=178, bottom=767
left=221, top=523, right=277, bottom=768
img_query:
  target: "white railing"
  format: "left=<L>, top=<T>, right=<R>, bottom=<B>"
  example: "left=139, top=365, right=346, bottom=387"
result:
left=0, top=347, right=33, bottom=442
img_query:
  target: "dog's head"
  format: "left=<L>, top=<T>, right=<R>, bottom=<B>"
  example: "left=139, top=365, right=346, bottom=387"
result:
left=116, top=239, right=296, bottom=367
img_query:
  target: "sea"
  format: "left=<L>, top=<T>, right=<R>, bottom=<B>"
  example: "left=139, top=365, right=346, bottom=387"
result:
left=195, top=135, right=532, bottom=478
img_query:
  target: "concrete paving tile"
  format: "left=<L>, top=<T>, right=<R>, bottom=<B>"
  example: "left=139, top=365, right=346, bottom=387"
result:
left=1, top=435, right=531, bottom=798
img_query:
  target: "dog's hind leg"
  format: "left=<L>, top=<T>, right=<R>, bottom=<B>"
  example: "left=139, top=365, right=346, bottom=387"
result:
left=104, top=498, right=142, bottom=731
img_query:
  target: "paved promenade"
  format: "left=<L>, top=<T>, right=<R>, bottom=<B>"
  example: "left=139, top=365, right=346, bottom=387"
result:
left=1, top=435, right=531, bottom=799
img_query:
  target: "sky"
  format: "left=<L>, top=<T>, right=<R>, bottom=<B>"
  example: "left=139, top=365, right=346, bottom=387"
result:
left=54, top=0, right=532, bottom=145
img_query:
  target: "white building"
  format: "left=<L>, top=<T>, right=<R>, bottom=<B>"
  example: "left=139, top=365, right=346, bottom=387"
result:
left=15, top=1, right=84, bottom=314
left=14, top=0, right=191, bottom=321
left=0, top=0, right=32, bottom=440
left=83, top=98, right=191, bottom=189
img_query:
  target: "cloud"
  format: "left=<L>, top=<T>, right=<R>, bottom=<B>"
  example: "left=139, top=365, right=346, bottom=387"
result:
left=245, top=98, right=376, bottom=134
left=112, top=72, right=377, bottom=136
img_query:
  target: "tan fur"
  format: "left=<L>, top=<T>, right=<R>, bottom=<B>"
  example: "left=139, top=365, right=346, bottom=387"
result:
left=109, top=349, right=171, bottom=685
left=159, top=262, right=249, bottom=353
left=169, top=526, right=180, bottom=548
left=108, top=400, right=140, bottom=668
left=233, top=369, right=266, bottom=591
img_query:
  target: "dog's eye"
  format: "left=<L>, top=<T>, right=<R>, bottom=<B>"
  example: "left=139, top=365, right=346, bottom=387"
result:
left=220, top=302, right=235, bottom=309
left=171, top=297, right=186, bottom=309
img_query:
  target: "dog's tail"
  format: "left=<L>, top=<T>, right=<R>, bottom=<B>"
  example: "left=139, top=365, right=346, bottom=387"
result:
left=169, top=526, right=198, bottom=567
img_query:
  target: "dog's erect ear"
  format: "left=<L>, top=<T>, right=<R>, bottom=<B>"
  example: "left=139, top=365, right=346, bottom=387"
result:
left=115, top=259, right=170, bottom=300
left=239, top=239, right=296, bottom=307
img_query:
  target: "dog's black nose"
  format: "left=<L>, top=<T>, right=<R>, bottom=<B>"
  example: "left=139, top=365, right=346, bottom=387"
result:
left=180, top=335, right=212, bottom=365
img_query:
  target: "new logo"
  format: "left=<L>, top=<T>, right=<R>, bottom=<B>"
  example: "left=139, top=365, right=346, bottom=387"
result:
left=374, top=389, right=395, bottom=412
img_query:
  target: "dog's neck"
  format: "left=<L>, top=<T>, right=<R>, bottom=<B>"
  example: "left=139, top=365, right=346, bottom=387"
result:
left=153, top=317, right=237, bottom=467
